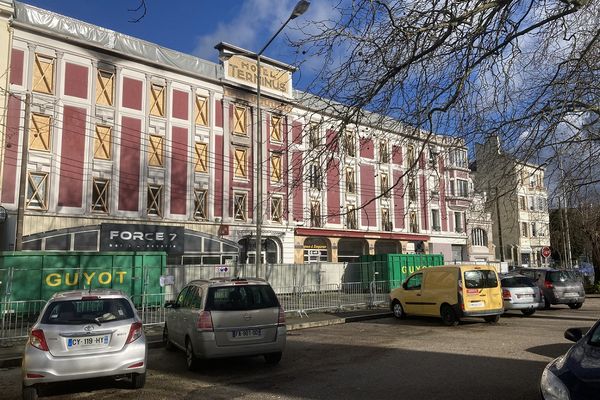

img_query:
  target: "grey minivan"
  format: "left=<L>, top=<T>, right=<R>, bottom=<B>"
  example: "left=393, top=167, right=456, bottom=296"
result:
left=163, top=278, right=286, bottom=370
left=516, top=268, right=585, bottom=309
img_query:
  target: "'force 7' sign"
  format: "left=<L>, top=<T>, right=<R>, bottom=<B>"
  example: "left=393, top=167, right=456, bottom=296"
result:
left=100, top=224, right=184, bottom=254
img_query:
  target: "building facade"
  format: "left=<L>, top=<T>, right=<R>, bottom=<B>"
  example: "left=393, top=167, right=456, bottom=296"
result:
left=0, top=2, right=473, bottom=265
left=474, top=137, right=550, bottom=267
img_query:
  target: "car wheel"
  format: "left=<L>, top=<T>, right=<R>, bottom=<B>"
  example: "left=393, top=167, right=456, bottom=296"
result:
left=264, top=352, right=283, bottom=365
left=521, top=308, right=536, bottom=316
left=130, top=372, right=146, bottom=389
left=440, top=304, right=458, bottom=326
left=391, top=300, right=405, bottom=319
left=484, top=315, right=500, bottom=323
left=163, top=325, right=174, bottom=351
left=185, top=338, right=200, bottom=371
left=22, top=386, right=38, bottom=400
left=568, top=302, right=583, bottom=309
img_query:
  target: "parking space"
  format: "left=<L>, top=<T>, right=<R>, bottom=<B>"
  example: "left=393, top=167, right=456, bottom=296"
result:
left=1, top=298, right=598, bottom=399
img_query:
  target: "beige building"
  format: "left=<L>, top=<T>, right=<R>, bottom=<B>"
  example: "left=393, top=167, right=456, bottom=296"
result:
left=466, top=191, right=495, bottom=263
left=474, top=137, right=550, bottom=267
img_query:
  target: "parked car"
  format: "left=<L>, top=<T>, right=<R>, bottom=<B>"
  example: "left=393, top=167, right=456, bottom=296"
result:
left=389, top=265, right=503, bottom=326
left=163, top=277, right=286, bottom=370
left=499, top=274, right=542, bottom=316
left=516, top=268, right=585, bottom=309
left=540, top=318, right=600, bottom=399
left=21, top=289, right=147, bottom=400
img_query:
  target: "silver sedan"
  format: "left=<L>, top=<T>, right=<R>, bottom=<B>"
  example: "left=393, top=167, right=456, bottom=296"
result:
left=21, top=289, right=147, bottom=399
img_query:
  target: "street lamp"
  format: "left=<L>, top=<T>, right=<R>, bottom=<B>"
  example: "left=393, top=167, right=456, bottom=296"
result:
left=253, top=0, right=309, bottom=276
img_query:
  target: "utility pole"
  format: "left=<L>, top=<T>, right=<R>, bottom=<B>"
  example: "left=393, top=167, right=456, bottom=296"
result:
left=15, top=92, right=31, bottom=251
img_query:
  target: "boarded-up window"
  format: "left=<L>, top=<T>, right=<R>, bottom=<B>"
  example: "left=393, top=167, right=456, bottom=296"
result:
left=195, top=95, right=208, bottom=126
left=346, top=205, right=357, bottom=229
left=271, top=153, right=282, bottom=182
left=149, top=135, right=164, bottom=167
left=407, top=145, right=415, bottom=167
left=194, top=189, right=207, bottom=220
left=234, top=192, right=247, bottom=221
left=94, top=125, right=112, bottom=160
left=233, top=105, right=247, bottom=135
left=410, top=211, right=419, bottom=233
left=195, top=142, right=208, bottom=173
left=311, top=201, right=321, bottom=227
left=345, top=132, right=356, bottom=157
left=92, top=178, right=109, bottom=213
left=271, top=197, right=282, bottom=223
left=381, top=173, right=390, bottom=197
left=33, top=54, right=54, bottom=94
left=29, top=114, right=51, bottom=152
left=271, top=115, right=282, bottom=142
left=379, top=140, right=389, bottom=163
left=234, top=148, right=247, bottom=178
left=96, top=70, right=114, bottom=106
left=27, top=172, right=48, bottom=210
left=382, top=208, right=392, bottom=231
left=309, top=123, right=320, bottom=149
left=147, top=185, right=163, bottom=217
left=346, top=167, right=356, bottom=193
left=149, top=83, right=165, bottom=117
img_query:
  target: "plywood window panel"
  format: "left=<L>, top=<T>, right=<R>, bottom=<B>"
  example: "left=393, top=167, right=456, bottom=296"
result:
left=194, top=142, right=208, bottom=173
left=310, top=201, right=321, bottom=227
left=382, top=208, right=392, bottom=231
left=96, top=70, right=115, bottom=106
left=92, top=178, right=109, bottom=213
left=33, top=54, right=54, bottom=94
left=271, top=197, right=282, bottom=223
left=195, top=95, right=209, bottom=126
left=147, top=184, right=163, bottom=217
left=346, top=167, right=356, bottom=193
left=271, top=115, right=282, bottom=142
left=379, top=140, right=389, bottom=163
left=233, top=105, right=247, bottom=135
left=26, top=172, right=48, bottom=210
left=149, top=83, right=165, bottom=117
left=345, top=132, right=356, bottom=157
left=410, top=211, right=419, bottom=233
left=309, top=123, right=320, bottom=149
left=346, top=205, right=357, bottom=229
left=29, top=114, right=51, bottom=152
left=234, top=148, right=247, bottom=178
left=149, top=135, right=164, bottom=167
left=271, top=153, right=282, bottom=182
left=409, top=178, right=417, bottom=202
left=194, top=189, right=207, bottom=220
left=234, top=192, right=247, bottom=221
left=94, top=125, right=112, bottom=160
left=407, top=145, right=415, bottom=167
left=381, top=173, right=390, bottom=197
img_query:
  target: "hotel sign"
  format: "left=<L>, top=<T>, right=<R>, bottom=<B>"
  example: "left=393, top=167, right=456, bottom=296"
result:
left=225, top=55, right=293, bottom=99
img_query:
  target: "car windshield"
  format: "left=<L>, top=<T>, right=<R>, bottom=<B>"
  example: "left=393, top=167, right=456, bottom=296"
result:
left=547, top=271, right=579, bottom=283
left=464, top=270, right=498, bottom=289
left=501, top=276, right=536, bottom=288
left=590, top=323, right=600, bottom=346
left=206, top=285, right=279, bottom=311
left=41, top=298, right=134, bottom=325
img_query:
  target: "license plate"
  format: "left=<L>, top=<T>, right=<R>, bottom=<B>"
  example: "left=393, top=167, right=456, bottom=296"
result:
left=564, top=292, right=578, bottom=297
left=67, top=335, right=109, bottom=348
left=232, top=328, right=262, bottom=338
left=517, top=294, right=533, bottom=298
left=469, top=301, right=484, bottom=308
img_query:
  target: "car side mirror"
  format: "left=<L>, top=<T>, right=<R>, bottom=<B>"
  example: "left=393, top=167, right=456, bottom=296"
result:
left=164, top=300, right=179, bottom=309
left=402, top=282, right=408, bottom=290
left=564, top=328, right=583, bottom=342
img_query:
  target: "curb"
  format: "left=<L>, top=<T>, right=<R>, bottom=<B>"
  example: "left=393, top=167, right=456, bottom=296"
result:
left=0, top=312, right=393, bottom=368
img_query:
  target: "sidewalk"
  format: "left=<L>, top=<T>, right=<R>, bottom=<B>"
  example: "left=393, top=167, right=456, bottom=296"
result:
left=0, top=306, right=393, bottom=368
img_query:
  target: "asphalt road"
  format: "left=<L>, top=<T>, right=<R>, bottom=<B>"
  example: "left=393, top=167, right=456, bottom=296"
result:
left=2, top=299, right=599, bottom=400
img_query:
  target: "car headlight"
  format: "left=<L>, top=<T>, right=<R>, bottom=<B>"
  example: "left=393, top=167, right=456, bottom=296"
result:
left=540, top=361, right=570, bottom=400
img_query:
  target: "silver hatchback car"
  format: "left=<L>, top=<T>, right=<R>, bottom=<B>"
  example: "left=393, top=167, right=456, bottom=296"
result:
left=163, top=278, right=286, bottom=370
left=500, top=274, right=543, bottom=316
left=21, top=290, right=147, bottom=400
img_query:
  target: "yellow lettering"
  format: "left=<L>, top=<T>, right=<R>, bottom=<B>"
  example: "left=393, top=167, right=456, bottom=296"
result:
left=115, top=271, right=127, bottom=284
left=46, top=273, right=61, bottom=287
left=401, top=266, right=407, bottom=274
left=83, top=271, right=96, bottom=286
left=65, top=272, right=79, bottom=286
left=409, top=266, right=415, bottom=273
left=98, top=272, right=111, bottom=285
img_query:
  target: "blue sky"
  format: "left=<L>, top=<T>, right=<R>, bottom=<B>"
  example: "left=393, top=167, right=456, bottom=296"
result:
left=20, top=0, right=325, bottom=67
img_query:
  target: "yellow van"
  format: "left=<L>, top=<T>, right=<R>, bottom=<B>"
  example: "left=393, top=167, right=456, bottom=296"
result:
left=389, top=265, right=503, bottom=326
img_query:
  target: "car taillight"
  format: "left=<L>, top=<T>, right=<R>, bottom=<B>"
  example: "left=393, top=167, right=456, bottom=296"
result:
left=29, top=329, right=49, bottom=351
left=197, top=311, right=213, bottom=331
left=126, top=322, right=143, bottom=344
left=502, top=289, right=512, bottom=300
left=544, top=280, right=554, bottom=289
left=278, top=306, right=286, bottom=325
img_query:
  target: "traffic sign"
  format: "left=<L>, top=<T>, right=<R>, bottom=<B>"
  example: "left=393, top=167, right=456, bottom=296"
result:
left=541, top=246, right=551, bottom=258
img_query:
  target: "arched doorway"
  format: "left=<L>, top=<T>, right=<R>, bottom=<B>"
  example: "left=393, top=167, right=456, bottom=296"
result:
left=238, top=237, right=282, bottom=265
left=337, top=238, right=368, bottom=263
left=303, top=237, right=330, bottom=263
left=374, top=240, right=400, bottom=254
